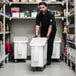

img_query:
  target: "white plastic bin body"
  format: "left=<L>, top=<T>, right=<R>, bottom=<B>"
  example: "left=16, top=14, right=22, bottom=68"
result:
left=30, top=38, right=47, bottom=67
left=13, top=37, right=28, bottom=59
left=52, top=38, right=61, bottom=59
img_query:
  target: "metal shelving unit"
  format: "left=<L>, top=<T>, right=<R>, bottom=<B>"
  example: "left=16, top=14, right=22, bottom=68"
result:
left=7, top=0, right=66, bottom=62
left=67, top=40, right=75, bottom=45
left=0, top=0, right=9, bottom=64
left=74, top=0, right=76, bottom=47
left=8, top=1, right=65, bottom=5
left=0, top=13, right=9, bottom=19
left=10, top=16, right=65, bottom=20
left=63, top=0, right=76, bottom=71
left=0, top=12, right=4, bottom=17
left=0, top=32, right=10, bottom=34
left=66, top=0, right=75, bottom=46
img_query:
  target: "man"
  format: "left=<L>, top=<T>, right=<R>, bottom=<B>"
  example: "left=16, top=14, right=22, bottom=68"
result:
left=35, top=2, right=57, bottom=65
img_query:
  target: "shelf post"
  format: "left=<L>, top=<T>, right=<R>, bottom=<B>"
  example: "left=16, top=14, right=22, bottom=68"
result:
left=3, top=0, right=6, bottom=64
left=74, top=0, right=76, bottom=47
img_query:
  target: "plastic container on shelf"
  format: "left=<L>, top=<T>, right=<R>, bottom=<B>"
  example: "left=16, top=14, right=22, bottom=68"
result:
left=20, top=12, right=25, bottom=18
left=13, top=36, right=28, bottom=62
left=25, top=10, right=30, bottom=17
left=31, top=10, right=37, bottom=18
left=12, top=12, right=20, bottom=17
left=0, top=21, right=3, bottom=32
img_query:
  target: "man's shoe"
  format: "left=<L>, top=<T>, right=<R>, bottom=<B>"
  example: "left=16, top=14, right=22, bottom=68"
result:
left=46, top=61, right=51, bottom=65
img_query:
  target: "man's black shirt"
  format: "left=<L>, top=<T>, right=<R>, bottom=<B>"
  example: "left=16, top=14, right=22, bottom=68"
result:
left=36, top=10, right=57, bottom=36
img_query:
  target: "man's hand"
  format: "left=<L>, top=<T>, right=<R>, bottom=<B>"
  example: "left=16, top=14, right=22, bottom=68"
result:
left=47, top=25, right=52, bottom=37
left=47, top=36, right=49, bottom=39
left=34, top=35, right=38, bottom=38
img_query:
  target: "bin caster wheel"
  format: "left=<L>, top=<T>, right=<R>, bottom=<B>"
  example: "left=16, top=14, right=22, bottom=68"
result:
left=31, top=67, right=36, bottom=71
left=14, top=59, right=17, bottom=63
left=38, top=67, right=43, bottom=71
left=40, top=67, right=43, bottom=71
left=43, top=65, right=46, bottom=69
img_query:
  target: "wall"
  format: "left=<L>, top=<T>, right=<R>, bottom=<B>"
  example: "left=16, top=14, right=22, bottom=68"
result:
left=10, top=19, right=63, bottom=56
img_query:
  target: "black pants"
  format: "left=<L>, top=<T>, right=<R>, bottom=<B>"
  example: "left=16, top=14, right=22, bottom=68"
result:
left=40, top=30, right=56, bottom=61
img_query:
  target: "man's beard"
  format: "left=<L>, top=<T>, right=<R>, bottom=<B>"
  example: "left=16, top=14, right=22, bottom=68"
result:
left=40, top=10, right=47, bottom=14
left=40, top=11, right=44, bottom=13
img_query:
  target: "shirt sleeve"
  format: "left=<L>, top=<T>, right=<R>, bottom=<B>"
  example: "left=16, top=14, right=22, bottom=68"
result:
left=35, top=14, right=40, bottom=26
left=49, top=12, right=56, bottom=26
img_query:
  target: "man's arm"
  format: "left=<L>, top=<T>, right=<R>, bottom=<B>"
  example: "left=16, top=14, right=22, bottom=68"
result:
left=35, top=25, right=40, bottom=36
left=35, top=13, right=40, bottom=37
left=47, top=25, right=52, bottom=37
left=47, top=11, right=56, bottom=37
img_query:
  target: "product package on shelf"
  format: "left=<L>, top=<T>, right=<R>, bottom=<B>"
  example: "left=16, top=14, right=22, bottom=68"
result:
left=0, top=7, right=3, bottom=13
left=11, top=7, right=20, bottom=17
left=36, top=0, right=42, bottom=2
left=64, top=25, right=67, bottom=33
left=47, top=0, right=56, bottom=2
left=31, top=10, right=37, bottom=17
left=21, top=0, right=29, bottom=2
left=29, top=0, right=42, bottom=2
left=20, top=12, right=25, bottom=17
left=13, top=0, right=20, bottom=2
left=25, top=10, right=31, bottom=17
left=0, top=21, right=3, bottom=32
left=5, top=24, right=9, bottom=32
left=53, top=11, right=63, bottom=17
left=67, top=34, right=75, bottom=42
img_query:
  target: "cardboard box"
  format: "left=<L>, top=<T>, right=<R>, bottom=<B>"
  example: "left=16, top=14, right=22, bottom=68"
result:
left=0, top=21, right=3, bottom=32
left=21, top=0, right=28, bottom=2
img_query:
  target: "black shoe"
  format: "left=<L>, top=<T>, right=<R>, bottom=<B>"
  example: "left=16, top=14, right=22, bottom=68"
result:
left=46, top=61, right=51, bottom=65
left=46, top=58, right=51, bottom=65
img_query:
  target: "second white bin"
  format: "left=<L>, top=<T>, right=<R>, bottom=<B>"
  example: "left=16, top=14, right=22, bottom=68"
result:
left=13, top=36, right=28, bottom=62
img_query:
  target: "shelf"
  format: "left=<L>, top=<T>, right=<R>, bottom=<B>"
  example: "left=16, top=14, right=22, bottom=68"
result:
left=67, top=40, right=75, bottom=45
left=55, top=16, right=65, bottom=20
left=10, top=16, right=65, bottom=20
left=5, top=32, right=10, bottom=34
left=9, top=1, right=64, bottom=5
left=10, top=17, right=36, bottom=20
left=0, top=32, right=10, bottom=34
left=0, top=13, right=10, bottom=19
left=62, top=32, right=67, bottom=34
left=68, top=13, right=74, bottom=17
left=5, top=15, right=10, bottom=19
left=0, top=12, right=4, bottom=17
left=0, top=32, right=3, bottom=34
left=68, top=24, right=74, bottom=28
left=0, top=54, right=9, bottom=63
